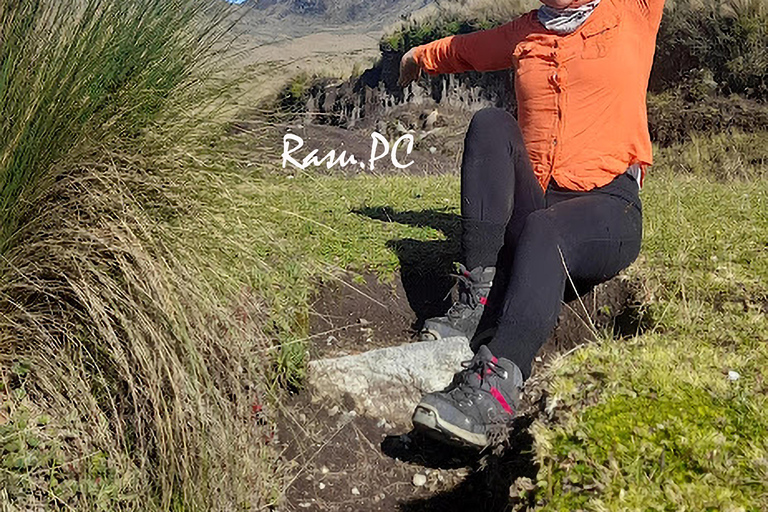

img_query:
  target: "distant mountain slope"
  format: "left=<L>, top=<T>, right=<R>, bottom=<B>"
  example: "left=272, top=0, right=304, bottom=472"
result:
left=239, top=0, right=434, bottom=36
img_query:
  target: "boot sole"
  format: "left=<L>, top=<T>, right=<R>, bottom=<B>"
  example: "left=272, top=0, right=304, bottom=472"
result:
left=411, top=403, right=488, bottom=449
left=418, top=327, right=496, bottom=343
left=418, top=328, right=465, bottom=342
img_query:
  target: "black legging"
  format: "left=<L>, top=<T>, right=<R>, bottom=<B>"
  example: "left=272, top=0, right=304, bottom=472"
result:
left=461, top=107, right=642, bottom=379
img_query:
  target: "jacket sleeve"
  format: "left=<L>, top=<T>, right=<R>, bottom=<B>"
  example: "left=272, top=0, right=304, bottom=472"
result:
left=411, top=18, right=528, bottom=75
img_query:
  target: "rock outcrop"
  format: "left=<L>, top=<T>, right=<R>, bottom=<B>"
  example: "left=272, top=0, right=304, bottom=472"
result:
left=303, top=52, right=515, bottom=130
left=308, top=337, right=473, bottom=425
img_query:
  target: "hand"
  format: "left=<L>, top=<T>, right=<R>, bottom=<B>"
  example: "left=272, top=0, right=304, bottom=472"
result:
left=398, top=47, right=422, bottom=88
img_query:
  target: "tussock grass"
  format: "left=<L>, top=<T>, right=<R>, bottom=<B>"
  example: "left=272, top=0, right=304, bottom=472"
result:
left=0, top=0, right=282, bottom=509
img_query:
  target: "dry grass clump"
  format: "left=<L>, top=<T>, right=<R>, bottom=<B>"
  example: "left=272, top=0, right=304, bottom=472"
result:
left=0, top=0, right=283, bottom=509
left=0, top=148, right=282, bottom=511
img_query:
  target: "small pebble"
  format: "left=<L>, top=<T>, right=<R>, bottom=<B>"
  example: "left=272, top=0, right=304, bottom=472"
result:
left=351, top=487, right=360, bottom=496
left=321, top=466, right=330, bottom=474
left=298, top=503, right=311, bottom=509
left=429, top=146, right=437, bottom=154
left=328, top=406, right=339, bottom=416
left=319, top=483, right=326, bottom=490
left=358, top=318, right=370, bottom=326
left=412, top=474, right=427, bottom=487
left=728, top=370, right=741, bottom=381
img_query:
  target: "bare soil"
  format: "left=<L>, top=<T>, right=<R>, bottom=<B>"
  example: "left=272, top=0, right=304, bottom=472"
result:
left=308, top=272, right=415, bottom=359
left=275, top=266, right=646, bottom=511
left=276, top=386, right=538, bottom=512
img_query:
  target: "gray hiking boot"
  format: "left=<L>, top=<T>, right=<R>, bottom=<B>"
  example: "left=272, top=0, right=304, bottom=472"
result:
left=411, top=345, right=523, bottom=448
left=419, top=264, right=496, bottom=341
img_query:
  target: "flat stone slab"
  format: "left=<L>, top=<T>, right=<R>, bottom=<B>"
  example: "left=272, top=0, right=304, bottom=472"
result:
left=307, top=337, right=473, bottom=425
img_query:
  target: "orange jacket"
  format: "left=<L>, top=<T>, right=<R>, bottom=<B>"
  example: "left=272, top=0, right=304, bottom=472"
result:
left=412, top=0, right=665, bottom=191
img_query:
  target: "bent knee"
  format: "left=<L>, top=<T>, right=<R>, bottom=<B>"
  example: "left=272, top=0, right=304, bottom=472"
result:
left=521, top=209, right=557, bottom=236
left=469, top=107, right=511, bottom=127
left=466, top=108, right=522, bottom=143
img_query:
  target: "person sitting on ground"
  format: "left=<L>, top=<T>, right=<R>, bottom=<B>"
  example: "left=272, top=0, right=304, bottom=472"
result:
left=397, top=0, right=664, bottom=448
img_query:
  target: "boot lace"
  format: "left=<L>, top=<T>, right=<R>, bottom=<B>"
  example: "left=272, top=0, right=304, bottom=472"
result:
left=445, top=264, right=482, bottom=320
left=449, top=355, right=507, bottom=403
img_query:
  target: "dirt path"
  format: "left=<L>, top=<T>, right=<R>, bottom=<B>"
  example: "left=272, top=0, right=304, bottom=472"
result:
left=275, top=271, right=540, bottom=512
left=273, top=265, right=645, bottom=511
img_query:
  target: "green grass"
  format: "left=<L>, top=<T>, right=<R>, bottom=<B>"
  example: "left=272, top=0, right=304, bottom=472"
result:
left=176, top=125, right=768, bottom=509
left=529, top=137, right=768, bottom=509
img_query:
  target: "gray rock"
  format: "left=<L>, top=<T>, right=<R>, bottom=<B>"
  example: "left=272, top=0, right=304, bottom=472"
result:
left=307, top=337, right=472, bottom=425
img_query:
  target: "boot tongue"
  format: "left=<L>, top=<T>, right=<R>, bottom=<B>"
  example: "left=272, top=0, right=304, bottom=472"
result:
left=455, top=345, right=495, bottom=387
left=456, top=266, right=494, bottom=306
left=474, top=345, right=495, bottom=363
left=473, top=345, right=519, bottom=383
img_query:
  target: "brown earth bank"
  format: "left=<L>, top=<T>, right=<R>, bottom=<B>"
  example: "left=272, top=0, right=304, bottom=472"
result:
left=274, top=268, right=648, bottom=511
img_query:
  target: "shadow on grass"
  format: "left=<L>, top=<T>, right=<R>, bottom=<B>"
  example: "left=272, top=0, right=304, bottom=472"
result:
left=381, top=417, right=538, bottom=512
left=353, top=206, right=461, bottom=328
